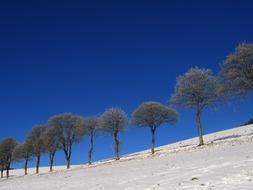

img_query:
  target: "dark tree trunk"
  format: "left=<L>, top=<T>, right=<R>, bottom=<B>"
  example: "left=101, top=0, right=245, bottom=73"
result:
left=151, top=127, right=156, bottom=154
left=114, top=131, right=119, bottom=160
left=24, top=159, right=28, bottom=175
left=64, top=152, right=71, bottom=169
left=49, top=152, right=55, bottom=172
left=88, top=134, right=94, bottom=165
left=63, top=144, right=72, bottom=169
left=197, top=108, right=204, bottom=146
left=6, top=164, right=10, bottom=178
left=66, top=157, right=70, bottom=169
left=1, top=169, right=3, bottom=178
left=67, top=144, right=72, bottom=169
left=36, top=155, right=40, bottom=174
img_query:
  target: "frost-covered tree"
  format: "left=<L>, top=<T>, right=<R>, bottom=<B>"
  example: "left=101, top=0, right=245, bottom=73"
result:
left=131, top=102, right=178, bottom=154
left=13, top=143, right=33, bottom=175
left=48, top=113, right=86, bottom=169
left=220, top=43, right=253, bottom=97
left=170, top=67, right=221, bottom=146
left=41, top=127, right=61, bottom=171
left=0, top=138, right=18, bottom=178
left=26, top=125, right=47, bottom=174
left=101, top=108, right=128, bottom=160
left=83, top=117, right=102, bottom=165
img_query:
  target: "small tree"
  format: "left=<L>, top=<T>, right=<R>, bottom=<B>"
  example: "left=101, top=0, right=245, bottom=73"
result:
left=220, top=43, right=253, bottom=97
left=83, top=117, right=102, bottom=165
left=0, top=138, right=18, bottom=178
left=0, top=141, right=6, bottom=178
left=0, top=156, right=4, bottom=178
left=41, top=127, right=61, bottom=172
left=101, top=108, right=128, bottom=160
left=48, top=113, right=86, bottom=169
left=26, top=125, right=47, bottom=174
left=170, top=67, right=221, bottom=146
left=131, top=102, right=178, bottom=154
left=13, top=143, right=33, bottom=175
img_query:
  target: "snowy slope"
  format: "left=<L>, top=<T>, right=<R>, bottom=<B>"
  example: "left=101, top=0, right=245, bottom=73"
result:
left=1, top=124, right=253, bottom=190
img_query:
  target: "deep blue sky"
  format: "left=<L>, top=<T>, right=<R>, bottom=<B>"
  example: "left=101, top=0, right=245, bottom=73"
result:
left=1, top=0, right=253, bottom=168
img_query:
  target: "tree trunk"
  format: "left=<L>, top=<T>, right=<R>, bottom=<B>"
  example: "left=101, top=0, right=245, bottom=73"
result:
left=114, top=131, right=119, bottom=160
left=49, top=152, right=55, bottom=172
left=66, top=157, right=70, bottom=169
left=197, top=109, right=204, bottom=146
left=88, top=135, right=94, bottom=165
left=67, top=144, right=72, bottom=169
left=151, top=128, right=156, bottom=154
left=63, top=144, right=72, bottom=169
left=64, top=153, right=71, bottom=169
left=6, top=164, right=10, bottom=178
left=36, top=155, right=40, bottom=174
left=1, top=169, right=3, bottom=178
left=24, top=159, right=28, bottom=175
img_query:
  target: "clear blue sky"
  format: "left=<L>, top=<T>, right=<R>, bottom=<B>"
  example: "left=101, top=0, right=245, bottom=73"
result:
left=1, top=0, right=253, bottom=168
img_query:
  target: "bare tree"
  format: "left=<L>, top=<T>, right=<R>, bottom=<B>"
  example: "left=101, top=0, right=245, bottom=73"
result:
left=13, top=143, right=33, bottom=175
left=220, top=43, right=253, bottom=97
left=0, top=138, right=18, bottom=178
left=170, top=67, right=221, bottom=146
left=48, top=113, right=86, bottom=169
left=101, top=108, right=128, bottom=160
left=131, top=102, right=178, bottom=154
left=41, top=127, right=61, bottom=172
left=26, top=125, right=47, bottom=174
left=83, top=117, right=102, bottom=165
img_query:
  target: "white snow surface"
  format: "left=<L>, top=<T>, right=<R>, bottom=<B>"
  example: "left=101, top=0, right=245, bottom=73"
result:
left=1, top=124, right=253, bottom=190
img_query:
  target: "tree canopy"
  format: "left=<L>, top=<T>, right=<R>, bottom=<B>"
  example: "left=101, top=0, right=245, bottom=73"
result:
left=220, top=43, right=253, bottom=96
left=101, top=108, right=128, bottom=134
left=170, top=67, right=221, bottom=111
left=131, top=102, right=178, bottom=129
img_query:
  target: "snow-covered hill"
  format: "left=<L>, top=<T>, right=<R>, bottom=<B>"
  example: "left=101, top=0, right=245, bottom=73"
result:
left=1, top=124, right=253, bottom=190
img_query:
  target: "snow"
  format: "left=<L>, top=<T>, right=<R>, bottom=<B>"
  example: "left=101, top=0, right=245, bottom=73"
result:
left=1, top=124, right=253, bottom=190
